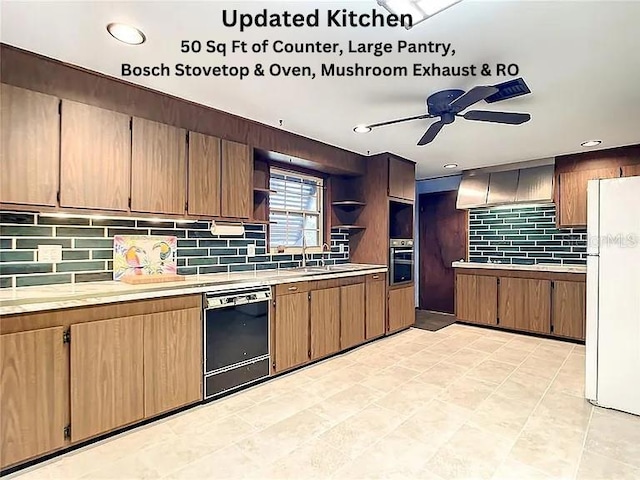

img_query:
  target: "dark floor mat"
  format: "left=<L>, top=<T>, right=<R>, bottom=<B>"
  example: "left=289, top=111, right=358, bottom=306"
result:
left=414, top=310, right=457, bottom=332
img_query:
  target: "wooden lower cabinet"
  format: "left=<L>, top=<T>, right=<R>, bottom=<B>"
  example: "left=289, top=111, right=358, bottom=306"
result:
left=70, top=316, right=145, bottom=442
left=143, top=308, right=202, bottom=418
left=274, top=291, right=310, bottom=373
left=388, top=284, right=415, bottom=333
left=498, top=278, right=551, bottom=334
left=456, top=274, right=498, bottom=325
left=310, top=287, right=341, bottom=360
left=552, top=281, right=586, bottom=340
left=340, top=283, right=366, bottom=349
left=365, top=277, right=386, bottom=339
left=0, top=327, right=66, bottom=469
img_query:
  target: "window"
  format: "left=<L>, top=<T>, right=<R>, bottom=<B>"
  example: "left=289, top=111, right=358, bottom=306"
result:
left=269, top=169, right=323, bottom=249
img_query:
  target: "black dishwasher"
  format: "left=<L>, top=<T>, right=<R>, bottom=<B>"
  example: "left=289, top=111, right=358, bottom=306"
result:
left=203, top=287, right=271, bottom=399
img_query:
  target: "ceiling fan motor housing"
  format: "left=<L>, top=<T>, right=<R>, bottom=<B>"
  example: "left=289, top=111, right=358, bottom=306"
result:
left=427, top=89, right=465, bottom=116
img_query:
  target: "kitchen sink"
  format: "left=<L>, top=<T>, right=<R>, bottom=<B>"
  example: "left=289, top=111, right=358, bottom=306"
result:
left=293, top=265, right=353, bottom=275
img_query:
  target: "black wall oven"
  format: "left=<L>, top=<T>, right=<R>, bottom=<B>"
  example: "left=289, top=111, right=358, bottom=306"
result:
left=203, top=286, right=271, bottom=399
left=390, top=239, right=414, bottom=285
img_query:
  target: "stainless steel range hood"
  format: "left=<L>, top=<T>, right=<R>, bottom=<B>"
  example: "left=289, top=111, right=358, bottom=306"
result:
left=456, top=164, right=554, bottom=209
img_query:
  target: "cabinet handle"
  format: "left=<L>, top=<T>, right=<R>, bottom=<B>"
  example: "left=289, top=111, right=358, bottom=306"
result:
left=372, top=275, right=380, bottom=279
left=287, top=286, right=298, bottom=291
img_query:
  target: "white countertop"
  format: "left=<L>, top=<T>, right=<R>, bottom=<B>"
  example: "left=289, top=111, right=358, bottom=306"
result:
left=0, top=264, right=387, bottom=316
left=452, top=261, right=586, bottom=274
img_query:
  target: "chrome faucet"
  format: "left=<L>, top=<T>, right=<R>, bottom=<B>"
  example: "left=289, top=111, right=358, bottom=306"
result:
left=301, top=237, right=308, bottom=268
left=320, top=243, right=330, bottom=267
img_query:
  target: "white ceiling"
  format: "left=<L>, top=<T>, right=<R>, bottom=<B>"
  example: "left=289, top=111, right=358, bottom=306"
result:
left=2, top=0, right=639, bottom=179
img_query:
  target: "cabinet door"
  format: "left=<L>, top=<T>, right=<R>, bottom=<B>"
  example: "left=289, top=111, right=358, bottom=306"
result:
left=60, top=100, right=131, bottom=210
left=622, top=164, right=640, bottom=178
left=131, top=118, right=187, bottom=215
left=366, top=278, right=386, bottom=339
left=188, top=132, right=221, bottom=217
left=552, top=281, right=586, bottom=340
left=388, top=157, right=415, bottom=200
left=221, top=139, right=252, bottom=218
left=455, top=274, right=497, bottom=325
left=0, top=84, right=59, bottom=206
left=70, top=316, right=144, bottom=442
left=0, top=327, right=66, bottom=469
left=143, top=308, right=202, bottom=418
left=388, top=285, right=415, bottom=333
left=455, top=274, right=476, bottom=322
left=499, top=277, right=551, bottom=334
left=274, top=292, right=309, bottom=373
left=340, top=283, right=366, bottom=349
left=558, top=168, right=619, bottom=227
left=310, top=287, right=340, bottom=360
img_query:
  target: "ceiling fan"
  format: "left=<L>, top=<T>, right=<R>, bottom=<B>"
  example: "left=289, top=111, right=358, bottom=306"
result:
left=354, top=85, right=531, bottom=145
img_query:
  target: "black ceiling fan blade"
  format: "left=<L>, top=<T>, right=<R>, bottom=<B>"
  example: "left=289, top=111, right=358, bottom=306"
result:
left=449, top=86, right=499, bottom=112
left=417, top=121, right=445, bottom=146
left=368, top=113, right=434, bottom=129
left=463, top=110, right=531, bottom=124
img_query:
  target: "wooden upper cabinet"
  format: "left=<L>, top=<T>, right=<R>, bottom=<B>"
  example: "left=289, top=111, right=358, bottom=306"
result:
left=388, top=157, right=415, bottom=201
left=131, top=117, right=187, bottom=215
left=0, top=327, right=66, bottom=469
left=340, top=283, right=366, bottom=349
left=365, top=275, right=386, bottom=339
left=498, top=277, right=551, bottom=334
left=456, top=273, right=498, bottom=326
left=188, top=132, right=221, bottom=217
left=0, top=84, right=59, bottom=206
left=143, top=308, right=202, bottom=417
left=388, top=284, right=415, bottom=333
left=558, top=167, right=619, bottom=227
left=274, top=291, right=309, bottom=373
left=221, top=139, right=252, bottom=218
left=552, top=280, right=586, bottom=340
left=622, top=164, right=640, bottom=177
left=310, top=287, right=340, bottom=360
left=60, top=101, right=131, bottom=210
left=70, top=316, right=144, bottom=442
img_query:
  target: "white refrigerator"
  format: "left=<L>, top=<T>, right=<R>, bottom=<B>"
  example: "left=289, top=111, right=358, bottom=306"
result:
left=585, top=176, right=640, bottom=416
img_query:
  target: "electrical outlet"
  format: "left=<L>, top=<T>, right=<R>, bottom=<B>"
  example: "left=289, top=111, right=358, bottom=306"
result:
left=247, top=244, right=256, bottom=256
left=38, top=245, right=62, bottom=263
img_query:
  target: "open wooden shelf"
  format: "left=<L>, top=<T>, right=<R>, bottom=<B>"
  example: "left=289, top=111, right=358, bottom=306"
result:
left=334, top=225, right=366, bottom=231
left=254, top=187, right=276, bottom=195
left=332, top=200, right=366, bottom=208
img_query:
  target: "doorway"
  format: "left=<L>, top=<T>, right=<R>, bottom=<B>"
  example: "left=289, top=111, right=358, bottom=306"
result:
left=418, top=191, right=467, bottom=314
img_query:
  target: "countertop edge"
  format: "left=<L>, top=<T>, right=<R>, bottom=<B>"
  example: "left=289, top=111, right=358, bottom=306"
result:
left=0, top=265, right=388, bottom=316
left=452, top=261, right=586, bottom=274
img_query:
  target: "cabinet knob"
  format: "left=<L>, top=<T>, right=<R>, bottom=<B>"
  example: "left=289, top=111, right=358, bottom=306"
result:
left=372, top=275, right=380, bottom=279
left=288, top=286, right=298, bottom=291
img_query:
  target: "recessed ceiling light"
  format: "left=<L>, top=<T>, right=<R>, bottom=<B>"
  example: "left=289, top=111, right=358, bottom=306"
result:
left=443, top=163, right=458, bottom=169
left=106, top=23, right=146, bottom=45
left=353, top=125, right=372, bottom=134
left=581, top=140, right=602, bottom=148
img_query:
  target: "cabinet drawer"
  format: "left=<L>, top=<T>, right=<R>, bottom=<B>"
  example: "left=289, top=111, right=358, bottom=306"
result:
left=340, top=276, right=365, bottom=286
left=204, top=358, right=269, bottom=399
left=366, top=272, right=386, bottom=283
left=275, top=282, right=309, bottom=296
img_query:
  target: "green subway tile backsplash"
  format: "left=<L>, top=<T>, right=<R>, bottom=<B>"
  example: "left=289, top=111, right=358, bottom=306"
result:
left=0, top=211, right=350, bottom=288
left=468, top=204, right=586, bottom=265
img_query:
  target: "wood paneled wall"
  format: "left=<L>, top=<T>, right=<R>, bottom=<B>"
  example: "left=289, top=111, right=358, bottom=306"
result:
left=0, top=44, right=364, bottom=175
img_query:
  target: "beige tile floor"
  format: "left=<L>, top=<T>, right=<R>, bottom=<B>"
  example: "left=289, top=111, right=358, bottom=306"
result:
left=8, top=324, right=640, bottom=480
